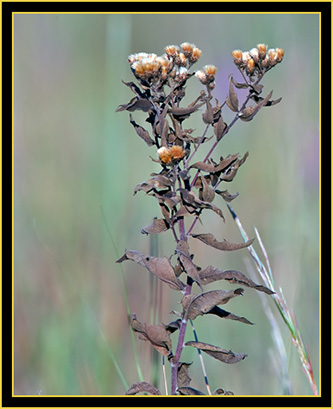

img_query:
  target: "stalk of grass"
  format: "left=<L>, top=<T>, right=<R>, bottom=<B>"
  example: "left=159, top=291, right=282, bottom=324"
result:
left=100, top=208, right=144, bottom=384
left=227, top=204, right=318, bottom=395
left=189, top=319, right=212, bottom=395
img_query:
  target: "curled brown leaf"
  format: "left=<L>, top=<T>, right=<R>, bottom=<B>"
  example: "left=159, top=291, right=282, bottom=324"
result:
left=141, top=218, right=169, bottom=235
left=226, top=75, right=239, bottom=112
left=116, top=250, right=185, bottom=290
left=199, top=266, right=274, bottom=294
left=191, top=232, right=254, bottom=251
left=208, top=305, right=254, bottom=325
left=182, top=288, right=244, bottom=320
left=238, top=90, right=273, bottom=122
left=116, top=96, right=153, bottom=113
left=129, top=114, right=155, bottom=147
left=176, top=240, right=202, bottom=287
left=130, top=314, right=173, bottom=358
left=125, top=381, right=161, bottom=395
left=185, top=341, right=247, bottom=364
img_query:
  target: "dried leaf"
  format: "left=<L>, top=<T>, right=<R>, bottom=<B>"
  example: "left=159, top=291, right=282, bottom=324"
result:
left=199, top=266, right=274, bottom=294
left=129, top=114, right=155, bottom=147
left=182, top=288, right=244, bottom=320
left=199, top=175, right=215, bottom=203
left=207, top=305, right=254, bottom=325
left=215, top=189, right=239, bottom=202
left=177, top=362, right=192, bottom=388
left=219, top=152, right=248, bottom=183
left=159, top=117, right=169, bottom=148
left=185, top=341, right=247, bottom=364
left=191, top=233, right=254, bottom=251
left=141, top=218, right=169, bottom=235
left=251, top=94, right=282, bottom=106
left=176, top=240, right=202, bottom=287
left=226, top=75, right=239, bottom=112
left=231, top=76, right=249, bottom=89
left=178, top=387, right=205, bottom=395
left=125, top=381, right=161, bottom=395
left=250, top=83, right=264, bottom=95
left=190, top=153, right=239, bottom=174
left=115, top=96, right=153, bottom=113
left=120, top=79, right=146, bottom=98
left=202, top=100, right=214, bottom=124
left=134, top=175, right=173, bottom=195
left=165, top=319, right=182, bottom=333
left=179, top=189, right=224, bottom=220
left=169, top=101, right=205, bottom=121
left=238, top=90, right=273, bottom=121
left=214, top=115, right=227, bottom=142
left=116, top=250, right=185, bottom=290
left=130, top=314, right=173, bottom=357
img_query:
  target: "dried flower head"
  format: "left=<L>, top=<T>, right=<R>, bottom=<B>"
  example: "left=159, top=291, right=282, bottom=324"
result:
left=169, top=145, right=185, bottom=160
left=195, top=69, right=207, bottom=85
left=189, top=47, right=202, bottom=64
left=275, top=48, right=285, bottom=62
left=181, top=42, right=195, bottom=57
left=165, top=45, right=180, bottom=58
left=249, top=47, right=260, bottom=63
left=231, top=49, right=243, bottom=65
left=246, top=58, right=255, bottom=75
left=242, top=51, right=252, bottom=65
left=204, top=64, right=218, bottom=76
left=175, top=52, right=187, bottom=67
left=175, top=67, right=188, bottom=82
left=257, top=43, right=267, bottom=59
left=157, top=147, right=172, bottom=165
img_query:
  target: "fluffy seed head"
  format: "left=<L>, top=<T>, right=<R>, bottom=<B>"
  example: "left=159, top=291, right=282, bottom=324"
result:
left=169, top=145, right=185, bottom=160
left=249, top=47, right=260, bottom=63
left=246, top=58, right=255, bottom=74
left=175, top=52, right=187, bottom=66
left=257, top=43, right=267, bottom=58
left=275, top=48, right=285, bottom=62
left=195, top=69, right=207, bottom=84
left=190, top=47, right=202, bottom=63
left=268, top=49, right=278, bottom=66
left=157, top=147, right=172, bottom=164
left=204, top=64, right=218, bottom=76
left=181, top=42, right=195, bottom=57
left=232, top=49, right=243, bottom=65
left=175, top=67, right=188, bottom=82
left=165, top=45, right=180, bottom=57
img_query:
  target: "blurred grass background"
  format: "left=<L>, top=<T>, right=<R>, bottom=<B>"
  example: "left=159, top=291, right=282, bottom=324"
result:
left=14, top=12, right=319, bottom=396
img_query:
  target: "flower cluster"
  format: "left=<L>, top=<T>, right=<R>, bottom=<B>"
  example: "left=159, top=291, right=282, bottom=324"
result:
left=157, top=145, right=186, bottom=165
left=232, top=44, right=284, bottom=78
left=128, top=43, right=202, bottom=85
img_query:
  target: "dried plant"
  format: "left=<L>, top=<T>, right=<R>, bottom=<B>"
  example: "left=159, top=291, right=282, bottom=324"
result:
left=116, top=42, right=284, bottom=395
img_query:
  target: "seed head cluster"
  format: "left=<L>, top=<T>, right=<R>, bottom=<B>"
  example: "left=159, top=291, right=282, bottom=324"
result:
left=232, top=44, right=284, bottom=78
left=157, top=145, right=186, bottom=165
left=128, top=42, right=202, bottom=85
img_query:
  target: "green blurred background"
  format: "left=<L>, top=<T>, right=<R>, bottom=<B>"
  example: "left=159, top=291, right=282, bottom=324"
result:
left=14, top=12, right=319, bottom=396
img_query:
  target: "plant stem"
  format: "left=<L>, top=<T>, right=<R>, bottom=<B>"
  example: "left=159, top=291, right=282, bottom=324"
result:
left=171, top=278, right=193, bottom=395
